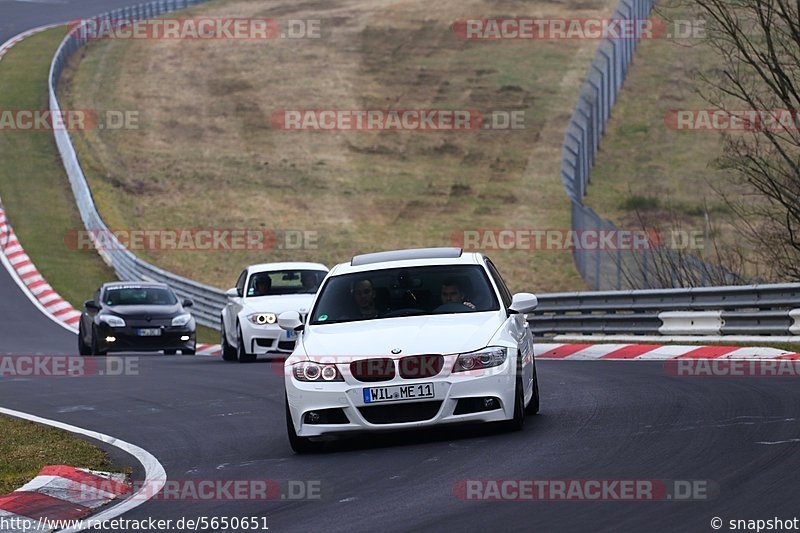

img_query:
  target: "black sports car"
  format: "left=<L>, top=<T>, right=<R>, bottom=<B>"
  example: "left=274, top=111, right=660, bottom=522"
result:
left=78, top=282, right=196, bottom=355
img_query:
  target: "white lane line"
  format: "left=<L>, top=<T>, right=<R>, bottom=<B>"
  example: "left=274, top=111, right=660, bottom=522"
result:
left=0, top=407, right=167, bottom=532
left=756, top=438, right=800, bottom=445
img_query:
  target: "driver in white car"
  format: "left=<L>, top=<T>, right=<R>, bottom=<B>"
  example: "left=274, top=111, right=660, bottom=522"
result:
left=353, top=279, right=379, bottom=318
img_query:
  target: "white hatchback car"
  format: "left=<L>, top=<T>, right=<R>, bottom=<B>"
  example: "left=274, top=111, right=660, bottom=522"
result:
left=279, top=248, right=540, bottom=453
left=220, top=262, right=329, bottom=362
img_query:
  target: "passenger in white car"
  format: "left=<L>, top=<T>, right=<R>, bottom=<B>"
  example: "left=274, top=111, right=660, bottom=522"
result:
left=440, top=277, right=476, bottom=309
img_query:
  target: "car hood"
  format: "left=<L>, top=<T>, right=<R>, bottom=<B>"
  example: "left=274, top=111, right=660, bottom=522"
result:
left=104, top=304, right=183, bottom=318
left=243, top=294, right=315, bottom=314
left=300, top=312, right=504, bottom=357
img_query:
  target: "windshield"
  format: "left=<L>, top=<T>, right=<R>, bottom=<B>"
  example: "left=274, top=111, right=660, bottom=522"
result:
left=104, top=286, right=178, bottom=306
left=246, top=270, right=327, bottom=297
left=310, top=265, right=499, bottom=324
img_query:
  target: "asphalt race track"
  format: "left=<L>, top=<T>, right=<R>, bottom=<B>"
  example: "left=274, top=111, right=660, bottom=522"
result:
left=2, top=2, right=800, bottom=533
left=3, top=354, right=800, bottom=532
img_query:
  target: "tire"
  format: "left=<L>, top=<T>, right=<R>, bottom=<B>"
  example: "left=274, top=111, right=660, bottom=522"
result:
left=503, top=376, right=525, bottom=431
left=237, top=325, right=256, bottom=363
left=285, top=394, right=322, bottom=454
left=501, top=354, right=525, bottom=432
left=525, top=361, right=540, bottom=415
left=221, top=322, right=237, bottom=361
left=183, top=348, right=196, bottom=355
left=90, top=326, right=106, bottom=356
left=164, top=349, right=177, bottom=355
left=78, top=322, right=91, bottom=356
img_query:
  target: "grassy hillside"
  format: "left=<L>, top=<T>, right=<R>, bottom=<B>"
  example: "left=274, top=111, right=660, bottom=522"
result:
left=59, top=0, right=622, bottom=293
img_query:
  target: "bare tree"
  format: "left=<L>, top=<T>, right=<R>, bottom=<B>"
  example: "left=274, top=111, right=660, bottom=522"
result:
left=682, top=0, right=800, bottom=281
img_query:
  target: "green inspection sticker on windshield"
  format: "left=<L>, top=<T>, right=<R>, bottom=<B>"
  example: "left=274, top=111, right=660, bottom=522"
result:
left=319, top=314, right=328, bottom=321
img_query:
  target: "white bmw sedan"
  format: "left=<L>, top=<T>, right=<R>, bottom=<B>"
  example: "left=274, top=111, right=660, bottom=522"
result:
left=220, top=262, right=328, bottom=362
left=278, top=248, right=540, bottom=453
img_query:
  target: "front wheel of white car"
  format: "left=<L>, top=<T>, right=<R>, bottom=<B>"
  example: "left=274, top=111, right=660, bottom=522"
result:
left=237, top=325, right=256, bottom=363
left=221, top=321, right=237, bottom=361
left=503, top=376, right=526, bottom=432
left=525, top=363, right=540, bottom=415
left=285, top=395, right=322, bottom=454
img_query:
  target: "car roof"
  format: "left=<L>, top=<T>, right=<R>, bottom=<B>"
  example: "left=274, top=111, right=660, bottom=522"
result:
left=247, top=262, right=329, bottom=274
left=351, top=247, right=463, bottom=266
left=102, top=281, right=169, bottom=290
left=329, top=248, right=484, bottom=276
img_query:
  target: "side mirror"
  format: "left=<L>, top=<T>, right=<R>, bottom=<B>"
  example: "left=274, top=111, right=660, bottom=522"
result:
left=84, top=300, right=100, bottom=311
left=225, top=288, right=240, bottom=299
left=278, top=311, right=304, bottom=332
left=508, top=293, right=538, bottom=315
left=182, top=298, right=194, bottom=308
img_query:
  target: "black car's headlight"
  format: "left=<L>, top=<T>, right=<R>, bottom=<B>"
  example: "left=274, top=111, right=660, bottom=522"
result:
left=453, top=347, right=508, bottom=373
left=171, top=313, right=192, bottom=327
left=248, top=312, right=277, bottom=325
left=99, top=315, right=126, bottom=328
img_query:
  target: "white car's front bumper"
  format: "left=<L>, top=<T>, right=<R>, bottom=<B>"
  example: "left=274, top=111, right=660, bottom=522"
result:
left=241, top=320, right=298, bottom=354
left=285, top=357, right=516, bottom=437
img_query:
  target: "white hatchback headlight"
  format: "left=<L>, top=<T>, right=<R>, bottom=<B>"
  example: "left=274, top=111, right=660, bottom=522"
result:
left=171, top=313, right=192, bottom=327
left=248, top=313, right=277, bottom=325
left=99, top=315, right=125, bottom=328
left=453, top=347, right=508, bottom=373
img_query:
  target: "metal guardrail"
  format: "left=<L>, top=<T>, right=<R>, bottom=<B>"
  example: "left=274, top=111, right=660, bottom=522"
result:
left=529, top=283, right=800, bottom=337
left=49, top=0, right=226, bottom=329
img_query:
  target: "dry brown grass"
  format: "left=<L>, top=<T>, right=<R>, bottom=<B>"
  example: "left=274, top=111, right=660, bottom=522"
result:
left=60, top=0, right=620, bottom=293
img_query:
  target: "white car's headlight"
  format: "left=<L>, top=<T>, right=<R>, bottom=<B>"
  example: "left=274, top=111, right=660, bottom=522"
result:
left=453, top=347, right=507, bottom=373
left=248, top=313, right=277, bottom=325
left=292, top=361, right=343, bottom=382
left=171, top=313, right=192, bottom=327
left=99, top=315, right=126, bottom=328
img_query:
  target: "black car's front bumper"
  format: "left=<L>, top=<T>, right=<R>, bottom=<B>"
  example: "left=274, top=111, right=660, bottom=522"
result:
left=96, top=323, right=196, bottom=353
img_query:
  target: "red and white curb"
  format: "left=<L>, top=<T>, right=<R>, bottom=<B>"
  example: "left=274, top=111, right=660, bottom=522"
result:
left=196, top=344, right=221, bottom=356
left=0, top=201, right=81, bottom=333
left=0, top=466, right=130, bottom=532
left=536, top=343, right=800, bottom=360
